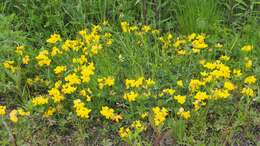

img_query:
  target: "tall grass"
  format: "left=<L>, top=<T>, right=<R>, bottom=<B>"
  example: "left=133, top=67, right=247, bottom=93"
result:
left=174, top=0, right=221, bottom=34
left=220, top=0, right=260, bottom=30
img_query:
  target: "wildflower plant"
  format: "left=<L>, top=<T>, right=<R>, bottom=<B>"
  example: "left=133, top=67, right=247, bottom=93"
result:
left=0, top=21, right=259, bottom=145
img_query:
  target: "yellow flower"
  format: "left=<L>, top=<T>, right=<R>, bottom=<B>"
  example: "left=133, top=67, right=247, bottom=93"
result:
left=119, top=127, right=131, bottom=138
left=22, top=55, right=30, bottom=64
left=188, top=33, right=196, bottom=41
left=123, top=91, right=139, bottom=102
left=111, top=114, right=123, bottom=123
left=212, top=89, right=230, bottom=99
left=224, top=81, right=236, bottom=91
left=244, top=76, right=256, bottom=84
left=51, top=46, right=62, bottom=56
left=100, top=106, right=122, bottom=122
left=48, top=88, right=65, bottom=103
left=194, top=91, right=209, bottom=101
left=189, top=79, right=204, bottom=92
left=141, top=112, right=148, bottom=119
left=47, top=33, right=62, bottom=44
left=121, top=22, right=130, bottom=33
left=245, top=59, right=252, bottom=69
left=55, top=80, right=62, bottom=88
left=233, top=69, right=242, bottom=77
left=73, top=99, right=91, bottom=118
left=54, top=66, right=67, bottom=74
left=177, top=107, right=191, bottom=120
left=177, top=49, right=187, bottom=55
left=193, top=100, right=201, bottom=111
left=91, top=44, right=102, bottom=54
left=98, top=76, right=115, bottom=89
left=100, top=106, right=114, bottom=119
left=10, top=110, right=18, bottom=123
left=241, top=87, right=254, bottom=97
left=125, top=77, right=144, bottom=89
left=0, top=105, right=6, bottom=115
left=2, top=60, right=16, bottom=73
left=145, top=78, right=156, bottom=87
left=174, top=95, right=186, bottom=104
left=152, top=107, right=168, bottom=126
left=43, top=107, right=56, bottom=118
left=131, top=120, right=145, bottom=131
left=32, top=96, right=48, bottom=106
left=215, top=43, right=223, bottom=48
left=162, top=88, right=176, bottom=95
left=35, top=50, right=51, bottom=66
left=142, top=25, right=151, bottom=32
left=15, top=45, right=25, bottom=55
left=80, top=89, right=92, bottom=101
left=241, top=45, right=253, bottom=52
left=65, top=73, right=81, bottom=85
left=199, top=59, right=206, bottom=65
left=220, top=55, right=230, bottom=61
left=17, top=108, right=30, bottom=116
left=192, top=48, right=200, bottom=53
left=177, top=80, right=184, bottom=87
left=62, top=83, right=77, bottom=94
left=192, top=39, right=208, bottom=49
left=80, top=62, right=95, bottom=83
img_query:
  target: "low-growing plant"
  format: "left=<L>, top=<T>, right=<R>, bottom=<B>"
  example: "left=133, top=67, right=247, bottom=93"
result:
left=0, top=21, right=259, bottom=145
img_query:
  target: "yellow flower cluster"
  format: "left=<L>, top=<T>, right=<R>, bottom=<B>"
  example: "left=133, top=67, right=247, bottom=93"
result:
left=177, top=107, right=191, bottom=120
left=22, top=55, right=30, bottom=64
left=119, top=127, right=131, bottom=138
left=15, top=45, right=25, bottom=55
left=159, top=32, right=209, bottom=54
left=191, top=34, right=208, bottom=50
left=73, top=99, right=91, bottom=118
left=174, top=95, right=186, bottom=104
left=9, top=108, right=30, bottom=123
left=3, top=60, right=16, bottom=73
left=131, top=120, right=145, bottom=132
left=32, top=96, right=49, bottom=106
left=48, top=84, right=65, bottom=103
left=80, top=62, right=95, bottom=83
left=43, top=107, right=56, bottom=118
left=241, top=45, right=253, bottom=52
left=118, top=120, right=145, bottom=139
left=189, top=79, right=204, bottom=92
left=1, top=20, right=259, bottom=142
left=125, top=77, right=144, bottom=89
left=98, top=76, right=115, bottom=89
left=162, top=88, right=176, bottom=96
left=80, top=88, right=92, bottom=101
left=26, top=75, right=50, bottom=86
left=14, top=45, right=31, bottom=65
left=47, top=33, right=62, bottom=44
left=244, top=76, right=256, bottom=84
left=35, top=50, right=51, bottom=66
left=194, top=91, right=209, bottom=102
left=241, top=87, right=254, bottom=97
left=152, top=107, right=168, bottom=126
left=54, top=65, right=67, bottom=74
left=0, top=105, right=6, bottom=115
left=123, top=91, right=139, bottom=102
left=100, top=106, right=122, bottom=122
left=120, top=21, right=159, bottom=35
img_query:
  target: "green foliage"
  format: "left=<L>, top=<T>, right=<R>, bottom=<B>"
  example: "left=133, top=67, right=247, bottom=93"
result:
left=0, top=14, right=27, bottom=106
left=174, top=0, right=221, bottom=34
left=221, top=0, right=260, bottom=30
